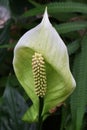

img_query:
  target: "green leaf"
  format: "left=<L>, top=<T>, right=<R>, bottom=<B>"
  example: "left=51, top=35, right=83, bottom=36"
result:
left=67, top=40, right=80, bottom=55
left=54, top=22, right=87, bottom=34
left=70, top=34, right=87, bottom=130
left=22, top=2, right=87, bottom=18
left=0, top=20, right=11, bottom=63
left=0, top=75, right=19, bottom=87
left=0, top=43, right=15, bottom=49
left=0, top=77, right=31, bottom=130
left=28, top=0, right=41, bottom=7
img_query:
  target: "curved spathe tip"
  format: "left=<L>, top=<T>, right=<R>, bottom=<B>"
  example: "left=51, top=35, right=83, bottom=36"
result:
left=41, top=7, right=51, bottom=27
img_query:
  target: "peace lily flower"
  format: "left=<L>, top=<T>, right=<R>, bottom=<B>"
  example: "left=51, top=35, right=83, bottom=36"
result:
left=13, top=8, right=76, bottom=122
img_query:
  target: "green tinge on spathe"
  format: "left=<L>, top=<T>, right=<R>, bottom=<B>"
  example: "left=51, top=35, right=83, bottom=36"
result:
left=13, top=8, right=76, bottom=122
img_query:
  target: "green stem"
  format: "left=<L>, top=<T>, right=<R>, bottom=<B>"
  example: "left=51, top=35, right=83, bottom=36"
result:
left=37, top=97, right=43, bottom=130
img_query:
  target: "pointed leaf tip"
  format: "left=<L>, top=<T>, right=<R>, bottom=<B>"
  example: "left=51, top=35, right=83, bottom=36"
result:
left=41, top=7, right=51, bottom=26
left=44, top=7, right=48, bottom=15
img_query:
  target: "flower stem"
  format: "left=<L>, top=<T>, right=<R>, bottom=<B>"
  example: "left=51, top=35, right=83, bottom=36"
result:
left=37, top=97, right=43, bottom=130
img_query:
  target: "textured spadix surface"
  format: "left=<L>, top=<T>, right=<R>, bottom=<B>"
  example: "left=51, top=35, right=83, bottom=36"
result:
left=13, top=8, right=76, bottom=122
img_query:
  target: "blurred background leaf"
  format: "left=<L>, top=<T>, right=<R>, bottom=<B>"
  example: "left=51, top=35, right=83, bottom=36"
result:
left=0, top=76, right=32, bottom=130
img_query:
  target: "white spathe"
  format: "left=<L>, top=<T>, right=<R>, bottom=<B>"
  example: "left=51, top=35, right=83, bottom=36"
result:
left=13, top=8, right=76, bottom=122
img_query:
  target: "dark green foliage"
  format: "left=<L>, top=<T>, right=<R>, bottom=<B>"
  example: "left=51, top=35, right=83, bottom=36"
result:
left=0, top=0, right=87, bottom=130
left=0, top=77, right=31, bottom=130
left=70, top=35, right=87, bottom=130
left=22, top=2, right=87, bottom=18
left=54, top=22, right=87, bottom=34
left=67, top=40, right=80, bottom=55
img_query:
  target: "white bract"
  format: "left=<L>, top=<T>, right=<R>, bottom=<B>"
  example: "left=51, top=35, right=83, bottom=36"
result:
left=13, top=8, right=76, bottom=122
